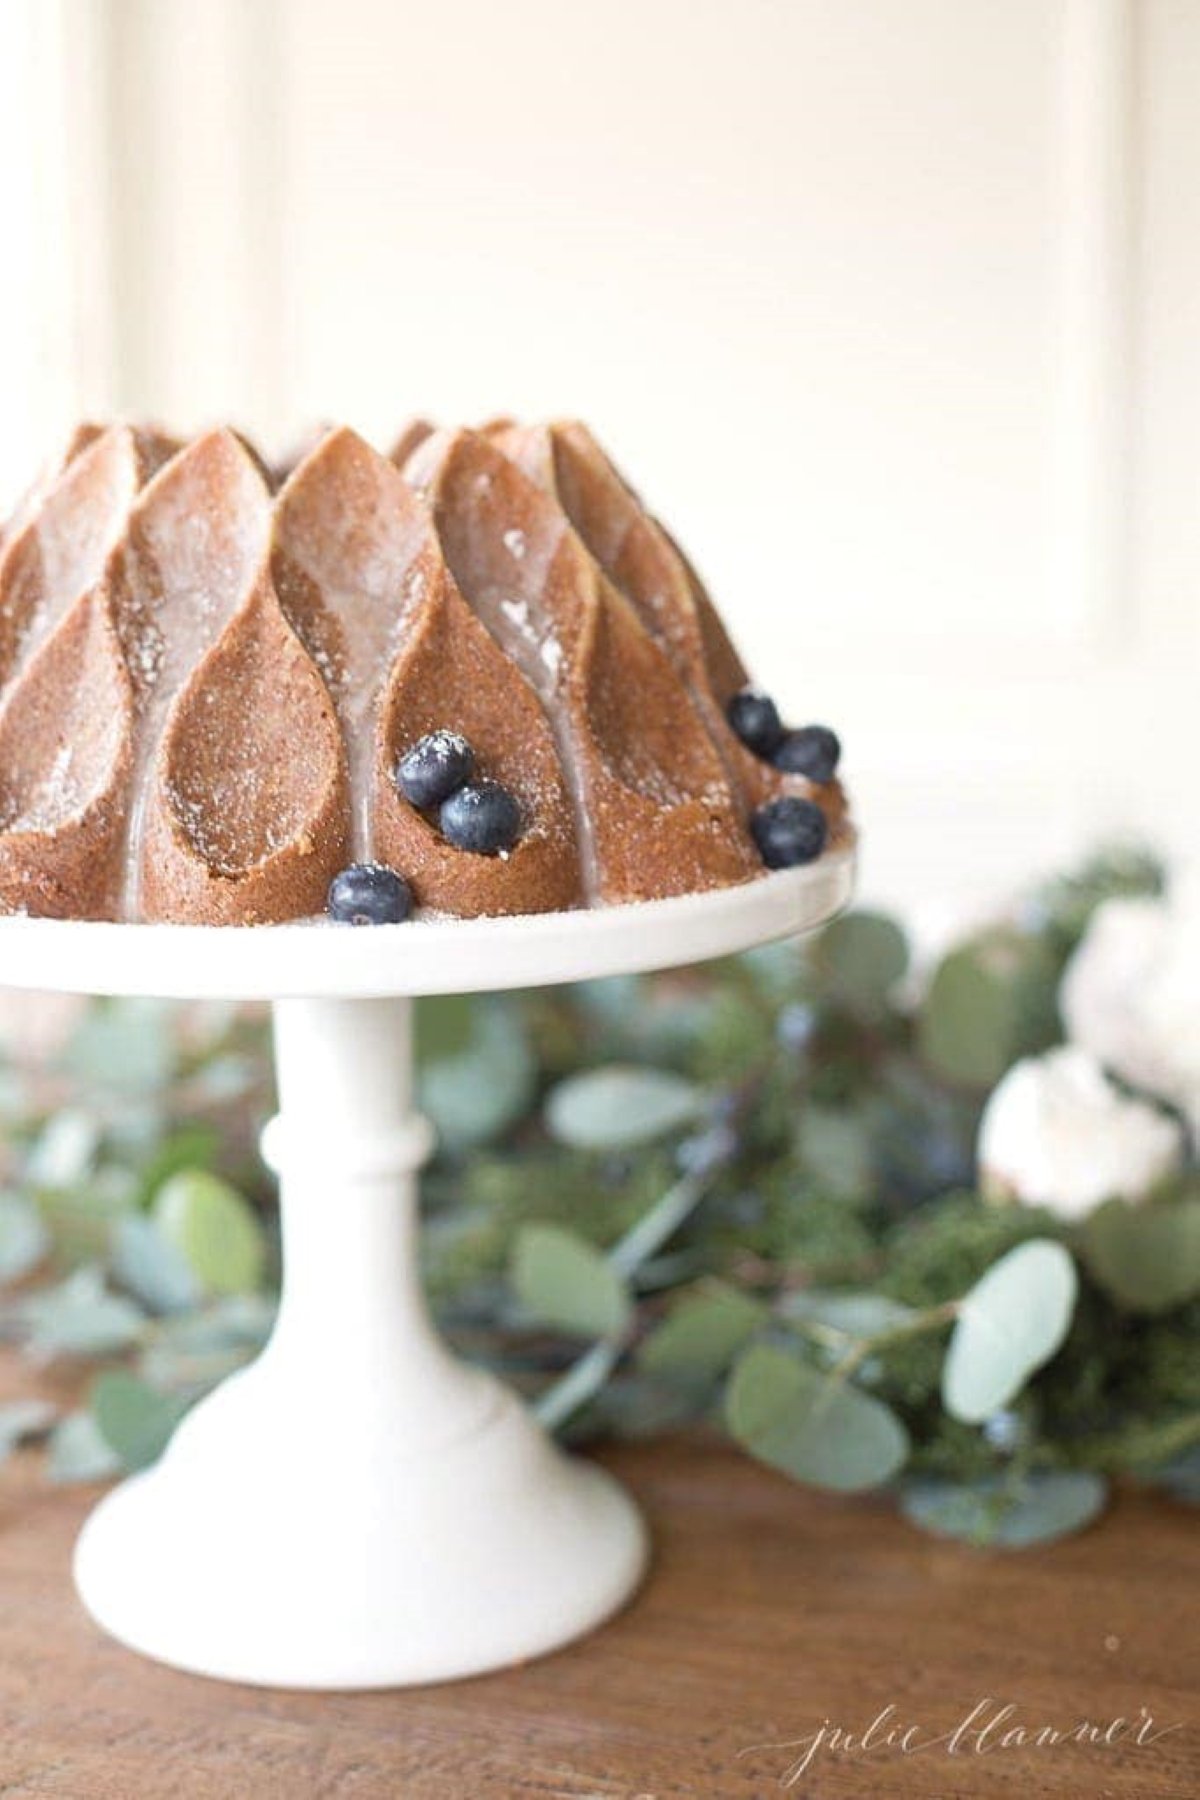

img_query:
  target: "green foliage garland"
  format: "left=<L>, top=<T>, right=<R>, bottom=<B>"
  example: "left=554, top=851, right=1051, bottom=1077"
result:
left=0, top=844, right=1194, bottom=1546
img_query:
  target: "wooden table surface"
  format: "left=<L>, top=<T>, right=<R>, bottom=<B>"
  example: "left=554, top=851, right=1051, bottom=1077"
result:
left=0, top=1433, right=1194, bottom=1799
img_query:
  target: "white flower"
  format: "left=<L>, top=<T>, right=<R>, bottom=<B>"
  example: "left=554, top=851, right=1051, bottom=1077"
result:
left=1061, top=879, right=1200, bottom=1132
left=978, top=1045, right=1183, bottom=1220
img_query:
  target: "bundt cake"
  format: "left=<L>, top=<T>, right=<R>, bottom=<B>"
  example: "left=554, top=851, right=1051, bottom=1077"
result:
left=0, top=420, right=849, bottom=925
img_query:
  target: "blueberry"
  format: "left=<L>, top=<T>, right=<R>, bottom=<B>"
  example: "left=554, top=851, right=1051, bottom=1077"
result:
left=440, top=780, right=522, bottom=854
left=751, top=797, right=828, bottom=868
left=396, top=731, right=475, bottom=808
left=726, top=688, right=783, bottom=758
left=772, top=724, right=841, bottom=783
left=327, top=863, right=413, bottom=925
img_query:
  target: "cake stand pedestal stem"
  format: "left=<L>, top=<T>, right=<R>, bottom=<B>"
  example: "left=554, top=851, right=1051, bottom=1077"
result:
left=74, top=994, right=647, bottom=1689
left=259, top=997, right=481, bottom=1438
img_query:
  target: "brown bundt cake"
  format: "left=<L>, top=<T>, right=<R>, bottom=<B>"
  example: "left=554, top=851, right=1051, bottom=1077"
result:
left=0, top=420, right=850, bottom=924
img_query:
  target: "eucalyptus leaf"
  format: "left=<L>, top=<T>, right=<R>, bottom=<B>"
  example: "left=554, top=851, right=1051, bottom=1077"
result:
left=100, top=1105, right=165, bottom=1162
left=900, top=1471, right=1107, bottom=1547
left=780, top=1289, right=917, bottom=1340
left=22, top=1267, right=145, bottom=1358
left=47, top=1410, right=121, bottom=1483
left=153, top=1170, right=265, bottom=1296
left=64, top=999, right=177, bottom=1092
left=570, top=975, right=641, bottom=1027
left=91, top=1371, right=190, bottom=1472
left=137, top=1296, right=273, bottom=1389
left=111, top=1212, right=200, bottom=1314
left=26, top=1110, right=101, bottom=1188
left=918, top=929, right=1059, bottom=1089
left=188, top=1054, right=259, bottom=1103
left=207, top=1291, right=278, bottom=1338
left=638, top=1283, right=766, bottom=1386
left=942, top=1239, right=1077, bottom=1424
left=135, top=1126, right=221, bottom=1207
left=544, top=1065, right=703, bottom=1151
left=1080, top=1197, right=1200, bottom=1315
left=0, top=1192, right=50, bottom=1283
left=630, top=992, right=720, bottom=1060
left=797, top=1105, right=874, bottom=1205
left=138, top=1294, right=275, bottom=1391
left=420, top=1005, right=536, bottom=1151
left=813, top=911, right=908, bottom=1019
left=579, top=1372, right=704, bottom=1441
left=155, top=1292, right=277, bottom=1350
left=726, top=1342, right=909, bottom=1491
left=740, top=939, right=804, bottom=1001
left=37, top=1176, right=137, bottom=1266
left=136, top=1342, right=251, bottom=1398
left=416, top=994, right=476, bottom=1065
left=511, top=1224, right=632, bottom=1338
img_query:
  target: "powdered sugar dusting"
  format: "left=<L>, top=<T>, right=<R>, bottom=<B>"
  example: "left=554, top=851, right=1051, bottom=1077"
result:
left=14, top=743, right=80, bottom=831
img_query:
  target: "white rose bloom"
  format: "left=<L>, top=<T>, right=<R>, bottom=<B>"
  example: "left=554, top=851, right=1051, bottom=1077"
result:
left=978, top=1045, right=1184, bottom=1220
left=1062, top=880, right=1200, bottom=1131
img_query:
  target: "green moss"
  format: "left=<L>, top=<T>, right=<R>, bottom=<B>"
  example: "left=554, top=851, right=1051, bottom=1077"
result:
left=880, top=1194, right=1065, bottom=1307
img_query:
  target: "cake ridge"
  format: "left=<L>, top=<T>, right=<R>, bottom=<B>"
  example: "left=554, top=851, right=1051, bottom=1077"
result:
left=274, top=427, right=582, bottom=916
left=0, top=422, right=106, bottom=559
left=406, top=425, right=760, bottom=905
left=491, top=419, right=848, bottom=834
left=0, top=425, right=165, bottom=695
left=112, top=428, right=348, bottom=923
left=0, top=584, right=133, bottom=918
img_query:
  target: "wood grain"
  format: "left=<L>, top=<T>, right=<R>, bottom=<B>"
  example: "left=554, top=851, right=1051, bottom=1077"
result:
left=0, top=1431, right=1193, bottom=1798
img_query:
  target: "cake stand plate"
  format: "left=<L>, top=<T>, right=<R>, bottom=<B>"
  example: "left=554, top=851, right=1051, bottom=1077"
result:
left=0, top=852, right=853, bottom=1688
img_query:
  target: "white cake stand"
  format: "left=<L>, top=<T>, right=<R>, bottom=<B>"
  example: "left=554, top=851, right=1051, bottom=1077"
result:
left=0, top=849, right=852, bottom=1688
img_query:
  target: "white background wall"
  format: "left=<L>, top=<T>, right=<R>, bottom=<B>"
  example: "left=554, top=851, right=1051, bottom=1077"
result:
left=0, top=0, right=1195, bottom=921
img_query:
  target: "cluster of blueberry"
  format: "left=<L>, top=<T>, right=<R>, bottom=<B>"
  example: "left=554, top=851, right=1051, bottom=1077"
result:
left=325, top=687, right=840, bottom=923
left=726, top=687, right=841, bottom=870
left=395, top=731, right=522, bottom=854
left=726, top=692, right=840, bottom=783
left=326, top=730, right=524, bottom=925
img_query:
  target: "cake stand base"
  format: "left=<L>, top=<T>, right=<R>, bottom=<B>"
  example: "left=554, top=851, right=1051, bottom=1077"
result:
left=74, top=1373, right=645, bottom=1688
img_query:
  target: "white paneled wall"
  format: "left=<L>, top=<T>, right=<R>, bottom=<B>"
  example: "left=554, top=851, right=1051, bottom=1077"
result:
left=0, top=0, right=112, bottom=500
left=1, top=0, right=1195, bottom=917
left=0, top=3, right=44, bottom=505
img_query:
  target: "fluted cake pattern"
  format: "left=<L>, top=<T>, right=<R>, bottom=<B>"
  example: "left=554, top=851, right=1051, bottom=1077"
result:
left=0, top=420, right=849, bottom=924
